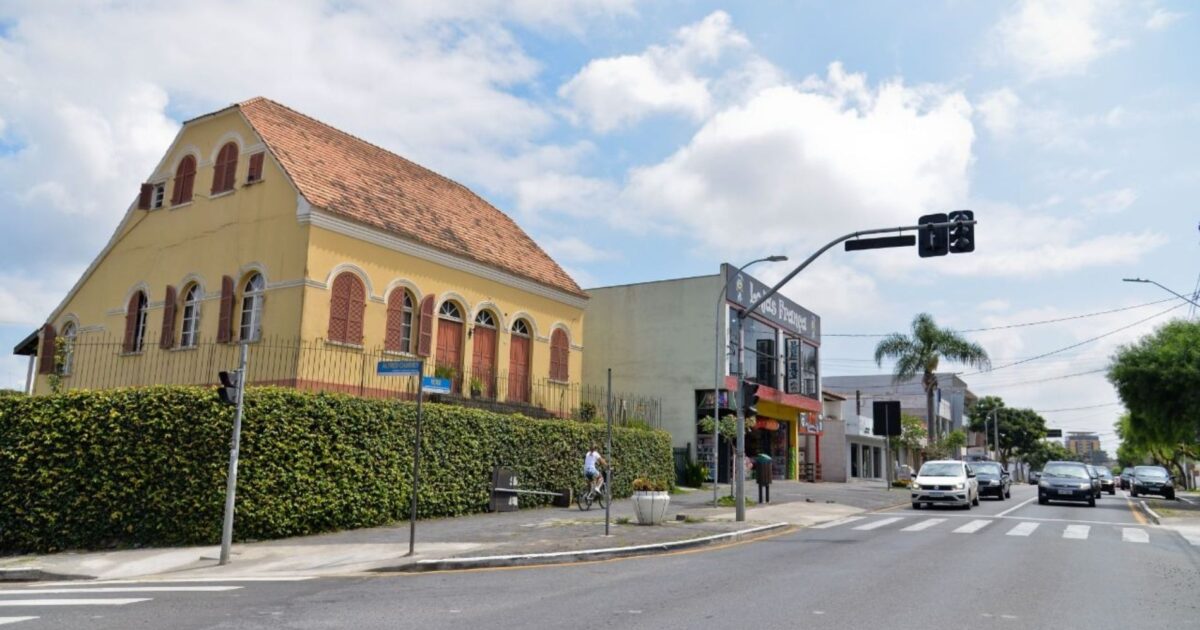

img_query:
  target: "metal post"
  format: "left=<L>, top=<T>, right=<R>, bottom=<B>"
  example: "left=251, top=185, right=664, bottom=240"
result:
left=993, top=408, right=999, bottom=464
left=735, top=314, right=746, bottom=522
left=219, top=342, right=248, bottom=566
left=407, top=362, right=425, bottom=557
left=713, top=297, right=722, bottom=507
left=605, top=368, right=613, bottom=536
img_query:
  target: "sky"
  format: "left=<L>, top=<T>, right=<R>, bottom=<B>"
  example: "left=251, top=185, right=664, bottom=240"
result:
left=1, top=0, right=1197, bottom=455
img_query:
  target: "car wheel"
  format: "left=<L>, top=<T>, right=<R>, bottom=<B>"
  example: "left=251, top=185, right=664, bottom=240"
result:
left=1038, top=494, right=1048, bottom=505
left=997, top=490, right=1005, bottom=501
left=1166, top=492, right=1176, bottom=501
left=1005, top=487, right=1012, bottom=499
left=972, top=492, right=980, bottom=506
left=912, top=502, right=921, bottom=510
left=1088, top=497, right=1096, bottom=507
left=1130, top=489, right=1138, bottom=498
left=1108, top=488, right=1115, bottom=495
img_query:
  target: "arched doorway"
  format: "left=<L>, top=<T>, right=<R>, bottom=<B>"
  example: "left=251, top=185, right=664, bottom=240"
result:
left=507, top=319, right=532, bottom=403
left=471, top=310, right=498, bottom=398
left=435, top=300, right=465, bottom=392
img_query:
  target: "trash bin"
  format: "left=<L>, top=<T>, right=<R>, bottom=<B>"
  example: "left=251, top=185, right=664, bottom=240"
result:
left=755, top=455, right=773, bottom=503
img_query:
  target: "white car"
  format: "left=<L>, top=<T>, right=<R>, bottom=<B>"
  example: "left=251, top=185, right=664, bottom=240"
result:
left=911, top=460, right=980, bottom=510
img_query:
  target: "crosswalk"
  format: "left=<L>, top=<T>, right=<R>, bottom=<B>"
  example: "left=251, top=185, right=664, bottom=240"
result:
left=811, top=515, right=1194, bottom=546
left=0, top=577, right=313, bottom=627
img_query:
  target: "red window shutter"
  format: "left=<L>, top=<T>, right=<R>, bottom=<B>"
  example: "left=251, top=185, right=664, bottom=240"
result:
left=212, top=143, right=239, bottom=194
left=172, top=156, right=196, bottom=205
left=247, top=152, right=264, bottom=182
left=159, top=285, right=177, bottom=349
left=123, top=293, right=141, bottom=353
left=385, top=291, right=404, bottom=352
left=550, top=329, right=569, bottom=381
left=327, top=274, right=352, bottom=343
left=416, top=295, right=435, bottom=357
left=217, top=275, right=234, bottom=343
left=38, top=324, right=57, bottom=375
left=347, top=277, right=365, bottom=344
left=138, top=183, right=153, bottom=210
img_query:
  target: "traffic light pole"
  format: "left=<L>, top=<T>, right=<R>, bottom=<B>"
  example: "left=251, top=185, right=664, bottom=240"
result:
left=219, top=342, right=248, bottom=566
left=732, top=218, right=976, bottom=519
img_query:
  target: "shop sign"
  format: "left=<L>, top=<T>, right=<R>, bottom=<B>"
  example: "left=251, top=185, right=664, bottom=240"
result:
left=755, top=419, right=780, bottom=431
left=723, top=263, right=820, bottom=344
left=799, top=412, right=823, bottom=434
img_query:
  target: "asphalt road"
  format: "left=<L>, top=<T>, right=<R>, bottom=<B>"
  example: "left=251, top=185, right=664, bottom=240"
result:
left=6, top=485, right=1199, bottom=630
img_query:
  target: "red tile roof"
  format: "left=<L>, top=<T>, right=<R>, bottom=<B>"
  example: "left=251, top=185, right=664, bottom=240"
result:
left=236, top=97, right=585, bottom=299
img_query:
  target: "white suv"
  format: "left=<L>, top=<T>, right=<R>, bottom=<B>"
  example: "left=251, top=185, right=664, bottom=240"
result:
left=911, top=460, right=980, bottom=510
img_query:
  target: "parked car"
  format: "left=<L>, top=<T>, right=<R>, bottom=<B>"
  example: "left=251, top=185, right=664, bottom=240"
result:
left=1095, top=465, right=1115, bottom=495
left=1130, top=465, right=1176, bottom=500
left=1119, top=468, right=1136, bottom=490
left=912, top=460, right=980, bottom=510
left=1029, top=470, right=1041, bottom=485
left=1085, top=465, right=1103, bottom=499
left=970, top=461, right=1011, bottom=500
left=1038, top=461, right=1096, bottom=507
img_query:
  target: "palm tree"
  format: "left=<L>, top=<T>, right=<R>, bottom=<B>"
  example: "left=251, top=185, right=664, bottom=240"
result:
left=874, top=313, right=991, bottom=443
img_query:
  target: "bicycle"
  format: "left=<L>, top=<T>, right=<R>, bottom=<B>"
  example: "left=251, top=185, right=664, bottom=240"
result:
left=577, top=470, right=610, bottom=511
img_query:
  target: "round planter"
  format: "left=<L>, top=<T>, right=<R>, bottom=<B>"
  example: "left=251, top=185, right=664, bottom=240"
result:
left=632, top=491, right=670, bottom=525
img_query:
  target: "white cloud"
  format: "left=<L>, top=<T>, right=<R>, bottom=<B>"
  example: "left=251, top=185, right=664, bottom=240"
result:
left=992, top=0, right=1128, bottom=79
left=1145, top=7, right=1185, bottom=30
left=558, top=11, right=751, bottom=132
left=543, top=236, right=616, bottom=263
left=977, top=299, right=1010, bottom=312
left=1081, top=187, right=1137, bottom=213
left=977, top=88, right=1021, bottom=137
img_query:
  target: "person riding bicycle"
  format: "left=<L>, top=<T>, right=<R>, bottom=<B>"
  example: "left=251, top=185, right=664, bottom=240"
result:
left=583, top=444, right=606, bottom=492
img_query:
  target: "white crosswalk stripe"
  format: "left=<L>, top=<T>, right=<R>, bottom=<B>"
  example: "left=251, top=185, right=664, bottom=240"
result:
left=953, top=519, right=992, bottom=534
left=1006, top=522, right=1039, bottom=537
left=1122, top=528, right=1149, bottom=543
left=1, top=586, right=242, bottom=595
left=0, top=618, right=37, bottom=626
left=1063, top=525, right=1090, bottom=540
left=901, top=518, right=946, bottom=532
left=854, top=517, right=904, bottom=531
left=811, top=516, right=865, bottom=529
left=0, top=599, right=149, bottom=607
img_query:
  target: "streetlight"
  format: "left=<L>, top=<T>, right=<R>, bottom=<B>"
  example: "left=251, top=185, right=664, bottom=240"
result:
left=713, top=255, right=787, bottom=508
left=1122, top=278, right=1200, bottom=309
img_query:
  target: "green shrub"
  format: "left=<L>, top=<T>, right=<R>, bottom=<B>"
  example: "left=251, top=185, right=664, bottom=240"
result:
left=681, top=460, right=707, bottom=488
left=632, top=477, right=668, bottom=492
left=0, top=386, right=673, bottom=554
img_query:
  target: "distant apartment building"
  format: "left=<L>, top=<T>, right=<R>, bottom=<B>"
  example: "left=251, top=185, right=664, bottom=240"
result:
left=1066, top=432, right=1102, bottom=458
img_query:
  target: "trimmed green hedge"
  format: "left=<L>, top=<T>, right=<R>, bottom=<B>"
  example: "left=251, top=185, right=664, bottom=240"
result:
left=0, top=387, right=672, bottom=554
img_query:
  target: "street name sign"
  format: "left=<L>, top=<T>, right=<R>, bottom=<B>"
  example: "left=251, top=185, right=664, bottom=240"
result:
left=377, top=360, right=422, bottom=376
left=422, top=376, right=452, bottom=394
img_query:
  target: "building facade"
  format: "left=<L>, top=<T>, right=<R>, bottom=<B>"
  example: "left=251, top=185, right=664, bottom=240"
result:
left=583, top=265, right=823, bottom=482
left=822, top=373, right=976, bottom=442
left=819, top=391, right=889, bottom=483
left=22, top=98, right=587, bottom=410
left=1065, top=432, right=1102, bottom=460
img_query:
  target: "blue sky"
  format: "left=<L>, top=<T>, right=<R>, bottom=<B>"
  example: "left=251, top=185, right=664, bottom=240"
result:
left=1, top=1, right=1197, bottom=453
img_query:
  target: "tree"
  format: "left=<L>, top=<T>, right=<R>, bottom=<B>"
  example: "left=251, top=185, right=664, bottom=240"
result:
left=926, top=429, right=967, bottom=460
left=966, top=396, right=1048, bottom=466
left=1024, top=439, right=1078, bottom=472
left=891, top=413, right=928, bottom=469
left=874, top=313, right=990, bottom=442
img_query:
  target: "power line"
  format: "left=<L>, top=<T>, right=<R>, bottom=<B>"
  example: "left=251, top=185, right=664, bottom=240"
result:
left=1035, top=402, right=1123, bottom=413
left=973, top=368, right=1108, bottom=391
left=824, top=296, right=1178, bottom=337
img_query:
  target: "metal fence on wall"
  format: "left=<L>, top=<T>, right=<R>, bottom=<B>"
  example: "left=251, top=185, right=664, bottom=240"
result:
left=48, top=336, right=661, bottom=428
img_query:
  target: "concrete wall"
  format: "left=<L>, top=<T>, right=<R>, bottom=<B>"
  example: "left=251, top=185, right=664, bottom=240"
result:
left=820, top=418, right=848, bottom=482
left=583, top=274, right=723, bottom=451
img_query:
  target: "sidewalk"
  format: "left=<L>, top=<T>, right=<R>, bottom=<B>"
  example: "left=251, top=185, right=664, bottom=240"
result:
left=0, top=482, right=906, bottom=581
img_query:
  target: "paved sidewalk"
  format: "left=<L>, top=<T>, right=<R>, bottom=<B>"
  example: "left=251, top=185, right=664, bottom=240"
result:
left=0, top=482, right=905, bottom=580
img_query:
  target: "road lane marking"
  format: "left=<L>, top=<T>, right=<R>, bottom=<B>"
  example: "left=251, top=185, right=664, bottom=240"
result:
left=901, top=518, right=945, bottom=532
left=854, top=517, right=904, bottom=531
left=0, top=586, right=242, bottom=595
left=0, top=599, right=150, bottom=607
left=996, top=496, right=1036, bottom=517
left=30, top=577, right=314, bottom=587
left=1182, top=534, right=1200, bottom=546
left=1063, top=525, right=1090, bottom=540
left=953, top=520, right=992, bottom=534
left=812, top=516, right=865, bottom=529
left=1122, top=528, right=1149, bottom=543
left=1006, top=522, right=1039, bottom=537
left=0, top=619, right=37, bottom=626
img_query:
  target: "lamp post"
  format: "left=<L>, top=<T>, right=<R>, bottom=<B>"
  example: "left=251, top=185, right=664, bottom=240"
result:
left=713, top=255, right=787, bottom=508
left=1122, top=278, right=1200, bottom=309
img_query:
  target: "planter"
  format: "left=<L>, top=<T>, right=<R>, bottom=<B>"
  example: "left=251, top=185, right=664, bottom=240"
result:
left=632, top=491, right=670, bottom=525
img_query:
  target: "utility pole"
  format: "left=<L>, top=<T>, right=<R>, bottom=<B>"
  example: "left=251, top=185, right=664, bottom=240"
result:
left=734, top=318, right=747, bottom=521
left=219, top=342, right=248, bottom=566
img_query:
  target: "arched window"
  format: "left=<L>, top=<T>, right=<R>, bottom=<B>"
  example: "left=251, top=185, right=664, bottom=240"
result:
left=512, top=319, right=530, bottom=337
left=172, top=155, right=196, bottom=205
left=385, top=289, right=416, bottom=353
left=474, top=310, right=496, bottom=328
left=328, top=272, right=366, bottom=345
left=438, top=301, right=462, bottom=320
left=124, top=291, right=149, bottom=353
left=549, top=328, right=569, bottom=382
left=180, top=284, right=202, bottom=348
left=59, top=321, right=77, bottom=375
left=212, top=142, right=239, bottom=194
left=239, top=273, right=265, bottom=342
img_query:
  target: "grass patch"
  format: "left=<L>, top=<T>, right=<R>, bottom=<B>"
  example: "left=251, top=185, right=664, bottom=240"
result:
left=615, top=516, right=631, bottom=525
left=715, top=495, right=756, bottom=508
left=681, top=515, right=705, bottom=523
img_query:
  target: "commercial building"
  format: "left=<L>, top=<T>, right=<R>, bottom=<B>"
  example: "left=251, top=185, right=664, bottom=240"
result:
left=822, top=373, right=975, bottom=443
left=819, top=390, right=889, bottom=482
left=583, top=264, right=823, bottom=482
left=1066, top=432, right=1102, bottom=460
left=18, top=98, right=587, bottom=409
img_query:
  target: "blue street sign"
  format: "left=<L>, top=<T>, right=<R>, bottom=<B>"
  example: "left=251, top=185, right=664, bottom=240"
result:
left=377, top=360, right=422, bottom=376
left=422, top=376, right=452, bottom=394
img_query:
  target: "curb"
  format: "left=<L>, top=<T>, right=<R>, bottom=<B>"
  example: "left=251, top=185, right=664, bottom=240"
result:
left=381, top=522, right=789, bottom=573
left=0, top=568, right=91, bottom=583
left=1139, top=500, right=1162, bottom=525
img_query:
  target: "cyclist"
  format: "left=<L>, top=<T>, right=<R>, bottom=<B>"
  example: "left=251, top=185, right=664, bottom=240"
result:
left=583, top=444, right=606, bottom=492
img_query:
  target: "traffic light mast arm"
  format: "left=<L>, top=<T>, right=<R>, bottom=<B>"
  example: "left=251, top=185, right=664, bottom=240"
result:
left=740, top=219, right=975, bottom=321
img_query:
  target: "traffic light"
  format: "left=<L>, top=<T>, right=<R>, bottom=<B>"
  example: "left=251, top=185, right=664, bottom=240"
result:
left=948, top=210, right=974, bottom=253
left=217, top=370, right=240, bottom=406
left=740, top=379, right=761, bottom=417
left=918, top=213, right=949, bottom=257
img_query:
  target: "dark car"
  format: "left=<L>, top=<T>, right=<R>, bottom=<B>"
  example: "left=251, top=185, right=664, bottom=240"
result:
left=1130, top=465, right=1175, bottom=500
left=1095, top=465, right=1115, bottom=495
left=1085, top=465, right=1103, bottom=499
left=1119, top=468, right=1136, bottom=490
left=1038, top=461, right=1096, bottom=507
left=1029, top=470, right=1041, bottom=485
left=970, top=461, right=1011, bottom=500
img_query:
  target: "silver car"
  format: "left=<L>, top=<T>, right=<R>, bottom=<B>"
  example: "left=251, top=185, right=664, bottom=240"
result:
left=911, top=460, right=980, bottom=510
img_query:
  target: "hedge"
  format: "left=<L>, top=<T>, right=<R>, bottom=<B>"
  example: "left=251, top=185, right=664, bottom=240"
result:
left=0, top=387, right=673, bottom=554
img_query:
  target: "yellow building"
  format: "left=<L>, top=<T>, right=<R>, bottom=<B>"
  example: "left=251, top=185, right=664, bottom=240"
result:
left=20, top=98, right=587, bottom=412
